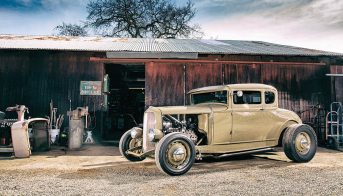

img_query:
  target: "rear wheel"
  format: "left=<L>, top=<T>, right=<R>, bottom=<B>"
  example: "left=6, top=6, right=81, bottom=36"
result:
left=155, top=133, right=196, bottom=176
left=283, top=124, right=317, bottom=162
left=119, top=129, right=145, bottom=162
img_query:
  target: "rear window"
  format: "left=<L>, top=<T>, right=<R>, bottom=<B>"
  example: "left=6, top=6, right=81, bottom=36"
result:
left=233, top=91, right=261, bottom=104
left=265, top=91, right=275, bottom=104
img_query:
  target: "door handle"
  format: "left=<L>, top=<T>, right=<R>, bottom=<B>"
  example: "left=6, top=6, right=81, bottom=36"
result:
left=260, top=108, right=264, bottom=111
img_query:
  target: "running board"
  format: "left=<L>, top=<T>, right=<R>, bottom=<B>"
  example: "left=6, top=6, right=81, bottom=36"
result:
left=215, top=148, right=274, bottom=158
left=0, top=147, right=14, bottom=153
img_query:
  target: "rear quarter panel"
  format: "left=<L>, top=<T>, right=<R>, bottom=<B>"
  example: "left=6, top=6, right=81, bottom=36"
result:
left=264, top=108, right=302, bottom=145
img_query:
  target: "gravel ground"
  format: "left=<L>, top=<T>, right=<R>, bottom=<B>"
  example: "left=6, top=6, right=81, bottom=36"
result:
left=0, top=146, right=342, bottom=195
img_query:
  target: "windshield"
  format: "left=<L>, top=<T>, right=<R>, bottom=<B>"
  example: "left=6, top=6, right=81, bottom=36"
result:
left=191, top=91, right=228, bottom=104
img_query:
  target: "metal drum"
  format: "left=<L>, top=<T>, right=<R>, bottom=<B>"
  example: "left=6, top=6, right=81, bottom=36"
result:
left=68, top=119, right=84, bottom=150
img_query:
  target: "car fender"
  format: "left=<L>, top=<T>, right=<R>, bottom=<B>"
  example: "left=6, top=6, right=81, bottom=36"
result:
left=277, top=120, right=300, bottom=146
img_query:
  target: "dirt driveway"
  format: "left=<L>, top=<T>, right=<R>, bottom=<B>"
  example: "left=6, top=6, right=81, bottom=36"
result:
left=0, top=146, right=342, bottom=195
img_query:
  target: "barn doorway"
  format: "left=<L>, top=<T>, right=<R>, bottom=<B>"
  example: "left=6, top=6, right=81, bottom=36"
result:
left=103, top=64, right=145, bottom=140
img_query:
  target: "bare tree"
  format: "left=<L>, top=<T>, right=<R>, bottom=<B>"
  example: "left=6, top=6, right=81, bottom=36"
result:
left=86, top=0, right=201, bottom=38
left=54, top=23, right=88, bottom=36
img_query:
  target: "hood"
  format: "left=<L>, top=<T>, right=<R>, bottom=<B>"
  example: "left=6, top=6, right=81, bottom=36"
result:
left=146, top=104, right=228, bottom=115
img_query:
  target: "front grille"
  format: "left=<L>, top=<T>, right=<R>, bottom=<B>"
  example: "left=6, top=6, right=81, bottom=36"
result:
left=143, top=112, right=156, bottom=152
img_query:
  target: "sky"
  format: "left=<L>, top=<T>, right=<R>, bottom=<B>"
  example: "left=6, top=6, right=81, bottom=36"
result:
left=0, top=0, right=342, bottom=53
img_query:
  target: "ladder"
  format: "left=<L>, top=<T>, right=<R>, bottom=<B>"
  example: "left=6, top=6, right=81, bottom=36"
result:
left=326, top=102, right=343, bottom=150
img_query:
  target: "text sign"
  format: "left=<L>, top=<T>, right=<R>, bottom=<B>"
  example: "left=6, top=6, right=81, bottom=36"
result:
left=80, top=81, right=102, bottom=95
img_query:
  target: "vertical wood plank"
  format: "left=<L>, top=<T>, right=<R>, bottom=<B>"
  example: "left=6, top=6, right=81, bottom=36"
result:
left=145, top=62, right=184, bottom=106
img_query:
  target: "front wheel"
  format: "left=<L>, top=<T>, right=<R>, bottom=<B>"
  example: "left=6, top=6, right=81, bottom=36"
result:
left=283, top=124, right=317, bottom=162
left=155, top=133, right=196, bottom=176
left=119, top=129, right=145, bottom=162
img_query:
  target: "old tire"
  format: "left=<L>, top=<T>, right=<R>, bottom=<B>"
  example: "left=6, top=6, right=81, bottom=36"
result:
left=283, top=124, right=317, bottom=163
left=155, top=132, right=196, bottom=176
left=119, top=129, right=145, bottom=162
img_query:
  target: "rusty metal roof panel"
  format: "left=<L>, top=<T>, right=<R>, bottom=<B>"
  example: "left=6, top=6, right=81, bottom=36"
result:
left=0, top=35, right=342, bottom=56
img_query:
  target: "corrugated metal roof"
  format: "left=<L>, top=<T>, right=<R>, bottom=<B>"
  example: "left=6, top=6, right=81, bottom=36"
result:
left=0, top=34, right=341, bottom=56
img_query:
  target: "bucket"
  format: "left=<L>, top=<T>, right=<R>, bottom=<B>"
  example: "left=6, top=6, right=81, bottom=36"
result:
left=49, top=129, right=60, bottom=144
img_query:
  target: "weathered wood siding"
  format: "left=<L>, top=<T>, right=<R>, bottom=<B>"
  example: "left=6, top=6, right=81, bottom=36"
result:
left=185, top=63, right=222, bottom=104
left=146, top=62, right=331, bottom=117
left=145, top=62, right=184, bottom=106
left=0, top=50, right=104, bottom=119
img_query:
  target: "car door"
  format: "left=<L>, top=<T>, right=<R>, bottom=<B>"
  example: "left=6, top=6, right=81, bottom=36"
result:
left=212, top=111, right=232, bottom=144
left=262, top=90, right=280, bottom=141
left=210, top=91, right=232, bottom=145
left=231, top=90, right=268, bottom=144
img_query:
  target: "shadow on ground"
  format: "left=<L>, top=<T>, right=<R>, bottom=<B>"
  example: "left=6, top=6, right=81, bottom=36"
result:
left=57, top=150, right=293, bottom=183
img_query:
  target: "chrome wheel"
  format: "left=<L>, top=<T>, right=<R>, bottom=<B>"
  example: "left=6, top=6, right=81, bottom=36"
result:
left=283, top=124, right=317, bottom=163
left=155, top=133, right=196, bottom=176
left=165, top=140, right=191, bottom=169
left=295, top=132, right=311, bottom=155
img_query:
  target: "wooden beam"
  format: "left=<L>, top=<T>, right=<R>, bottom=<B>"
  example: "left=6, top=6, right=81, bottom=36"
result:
left=89, top=57, right=326, bottom=66
left=326, top=74, right=343, bottom=77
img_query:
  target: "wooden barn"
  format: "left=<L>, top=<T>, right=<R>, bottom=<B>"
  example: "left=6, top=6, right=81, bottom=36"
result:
left=0, top=35, right=342, bottom=142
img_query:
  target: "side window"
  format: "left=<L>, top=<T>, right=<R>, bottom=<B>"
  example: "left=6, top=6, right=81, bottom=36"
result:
left=265, top=91, right=275, bottom=104
left=233, top=91, right=261, bottom=104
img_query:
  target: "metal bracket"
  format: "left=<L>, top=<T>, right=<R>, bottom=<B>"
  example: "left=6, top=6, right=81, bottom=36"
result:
left=126, top=147, right=154, bottom=158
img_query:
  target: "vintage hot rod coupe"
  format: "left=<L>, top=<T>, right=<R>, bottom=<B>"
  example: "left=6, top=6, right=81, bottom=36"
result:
left=119, top=84, right=317, bottom=176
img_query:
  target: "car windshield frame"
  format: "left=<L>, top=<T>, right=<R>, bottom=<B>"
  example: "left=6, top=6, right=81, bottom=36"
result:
left=191, top=91, right=228, bottom=105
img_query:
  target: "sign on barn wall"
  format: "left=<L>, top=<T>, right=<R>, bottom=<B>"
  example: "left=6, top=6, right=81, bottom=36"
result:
left=80, top=81, right=102, bottom=95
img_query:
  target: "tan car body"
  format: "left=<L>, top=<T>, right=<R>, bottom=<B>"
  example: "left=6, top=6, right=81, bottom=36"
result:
left=143, top=83, right=302, bottom=155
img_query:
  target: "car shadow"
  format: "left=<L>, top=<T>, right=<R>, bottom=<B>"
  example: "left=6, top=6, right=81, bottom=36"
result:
left=188, top=152, right=294, bottom=175
left=56, top=150, right=294, bottom=182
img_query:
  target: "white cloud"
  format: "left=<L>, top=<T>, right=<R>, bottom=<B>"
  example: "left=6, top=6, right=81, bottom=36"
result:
left=0, top=0, right=342, bottom=53
left=197, top=0, right=343, bottom=53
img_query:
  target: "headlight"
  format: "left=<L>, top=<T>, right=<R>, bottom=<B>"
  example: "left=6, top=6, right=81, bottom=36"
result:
left=130, top=127, right=143, bottom=139
left=148, top=128, right=164, bottom=142
left=148, top=128, right=155, bottom=141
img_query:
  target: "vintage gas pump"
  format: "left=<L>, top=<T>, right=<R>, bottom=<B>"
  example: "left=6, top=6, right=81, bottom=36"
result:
left=67, top=106, right=90, bottom=149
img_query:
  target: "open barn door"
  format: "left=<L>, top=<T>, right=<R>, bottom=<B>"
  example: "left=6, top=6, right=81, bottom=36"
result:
left=103, top=64, right=145, bottom=140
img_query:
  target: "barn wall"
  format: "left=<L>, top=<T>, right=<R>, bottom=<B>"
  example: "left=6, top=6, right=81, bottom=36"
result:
left=0, top=50, right=104, bottom=119
left=185, top=63, right=223, bottom=104
left=146, top=62, right=331, bottom=115
left=145, top=62, right=185, bottom=106
left=223, top=63, right=330, bottom=125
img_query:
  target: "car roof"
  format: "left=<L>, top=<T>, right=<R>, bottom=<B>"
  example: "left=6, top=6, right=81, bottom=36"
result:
left=188, top=83, right=277, bottom=94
